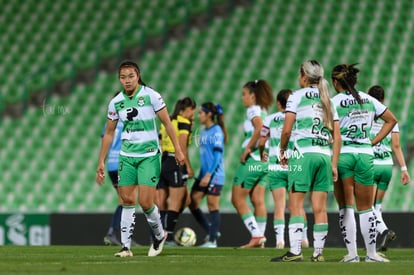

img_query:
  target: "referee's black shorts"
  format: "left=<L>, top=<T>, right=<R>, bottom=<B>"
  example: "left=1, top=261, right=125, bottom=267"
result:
left=157, top=152, right=188, bottom=189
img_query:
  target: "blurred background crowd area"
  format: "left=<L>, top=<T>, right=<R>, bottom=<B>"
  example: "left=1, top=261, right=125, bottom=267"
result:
left=0, top=0, right=413, bottom=213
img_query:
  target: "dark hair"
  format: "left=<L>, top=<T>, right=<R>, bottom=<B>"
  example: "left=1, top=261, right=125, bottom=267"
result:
left=118, top=60, right=146, bottom=86
left=201, top=102, right=228, bottom=144
left=368, top=85, right=385, bottom=102
left=331, top=63, right=361, bottom=104
left=276, top=89, right=292, bottom=109
left=243, top=79, right=274, bottom=110
left=171, top=97, right=197, bottom=120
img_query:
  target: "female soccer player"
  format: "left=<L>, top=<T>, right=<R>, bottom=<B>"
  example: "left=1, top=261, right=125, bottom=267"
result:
left=96, top=61, right=185, bottom=257
left=189, top=102, right=228, bottom=248
left=158, top=97, right=196, bottom=245
left=259, top=89, right=309, bottom=249
left=368, top=85, right=410, bottom=252
left=331, top=64, right=397, bottom=263
left=271, top=60, right=341, bottom=262
left=232, top=79, right=273, bottom=248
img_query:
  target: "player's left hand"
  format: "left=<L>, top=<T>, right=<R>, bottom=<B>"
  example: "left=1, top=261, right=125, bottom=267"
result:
left=200, top=174, right=211, bottom=187
left=401, top=171, right=410, bottom=185
left=96, top=164, right=105, bottom=185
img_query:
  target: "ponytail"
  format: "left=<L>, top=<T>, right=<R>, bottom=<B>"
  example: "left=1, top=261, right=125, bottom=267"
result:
left=332, top=63, right=362, bottom=104
left=318, top=78, right=334, bottom=132
left=302, top=60, right=334, bottom=132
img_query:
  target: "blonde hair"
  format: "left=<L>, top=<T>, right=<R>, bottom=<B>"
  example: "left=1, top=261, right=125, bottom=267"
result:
left=301, top=60, right=333, bottom=132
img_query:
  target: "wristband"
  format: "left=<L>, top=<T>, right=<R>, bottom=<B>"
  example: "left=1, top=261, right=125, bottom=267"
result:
left=401, top=166, right=407, bottom=172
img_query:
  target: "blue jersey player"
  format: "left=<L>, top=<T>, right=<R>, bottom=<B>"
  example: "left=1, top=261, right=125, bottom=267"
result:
left=189, top=102, right=228, bottom=248
left=101, top=116, right=123, bottom=246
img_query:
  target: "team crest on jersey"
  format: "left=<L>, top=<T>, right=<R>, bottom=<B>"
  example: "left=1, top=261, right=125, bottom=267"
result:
left=138, top=97, right=145, bottom=106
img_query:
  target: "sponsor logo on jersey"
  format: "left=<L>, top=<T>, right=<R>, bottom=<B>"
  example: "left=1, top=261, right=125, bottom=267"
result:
left=340, top=97, right=369, bottom=108
left=305, top=91, right=320, bottom=99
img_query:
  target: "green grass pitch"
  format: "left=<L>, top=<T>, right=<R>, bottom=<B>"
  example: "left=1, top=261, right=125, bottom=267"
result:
left=1, top=246, right=413, bottom=274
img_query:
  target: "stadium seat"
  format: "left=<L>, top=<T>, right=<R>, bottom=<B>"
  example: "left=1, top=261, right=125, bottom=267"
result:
left=0, top=0, right=413, bottom=213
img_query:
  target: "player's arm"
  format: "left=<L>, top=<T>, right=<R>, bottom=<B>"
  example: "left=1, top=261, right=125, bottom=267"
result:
left=258, top=125, right=270, bottom=162
left=371, top=109, right=397, bottom=146
left=157, top=107, right=185, bottom=166
left=331, top=120, right=341, bottom=182
left=179, top=132, right=193, bottom=178
left=391, top=131, right=410, bottom=185
left=280, top=112, right=295, bottom=166
left=241, top=116, right=263, bottom=163
left=96, top=119, right=118, bottom=185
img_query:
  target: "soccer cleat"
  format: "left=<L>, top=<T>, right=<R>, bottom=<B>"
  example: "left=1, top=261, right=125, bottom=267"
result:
left=378, top=229, right=396, bottom=252
left=148, top=232, right=168, bottom=257
left=310, top=254, right=325, bottom=262
left=301, top=239, right=309, bottom=248
left=204, top=231, right=222, bottom=243
left=270, top=251, right=304, bottom=262
left=240, top=236, right=267, bottom=248
left=340, top=255, right=360, bottom=263
left=377, top=252, right=387, bottom=258
left=114, top=247, right=133, bottom=257
left=199, top=241, right=217, bottom=248
left=365, top=253, right=390, bottom=263
left=104, top=235, right=121, bottom=246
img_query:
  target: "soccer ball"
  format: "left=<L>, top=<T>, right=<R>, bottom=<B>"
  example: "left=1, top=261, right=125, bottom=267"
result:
left=174, top=227, right=197, bottom=246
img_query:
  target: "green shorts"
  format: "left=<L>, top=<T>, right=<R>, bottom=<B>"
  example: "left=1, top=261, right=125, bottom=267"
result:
left=288, top=152, right=333, bottom=192
left=267, top=170, right=288, bottom=191
left=118, top=154, right=161, bottom=187
left=233, top=157, right=268, bottom=189
left=338, top=153, right=374, bottom=186
left=373, top=164, right=392, bottom=191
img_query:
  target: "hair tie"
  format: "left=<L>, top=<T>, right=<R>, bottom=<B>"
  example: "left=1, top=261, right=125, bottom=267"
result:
left=215, top=104, right=223, bottom=115
left=254, top=79, right=259, bottom=84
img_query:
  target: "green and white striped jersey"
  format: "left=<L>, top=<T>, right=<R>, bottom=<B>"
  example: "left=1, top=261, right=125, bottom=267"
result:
left=331, top=91, right=387, bottom=155
left=262, top=112, right=292, bottom=171
left=370, top=119, right=399, bottom=165
left=242, top=105, right=267, bottom=161
left=107, top=85, right=165, bottom=158
left=285, top=86, right=337, bottom=156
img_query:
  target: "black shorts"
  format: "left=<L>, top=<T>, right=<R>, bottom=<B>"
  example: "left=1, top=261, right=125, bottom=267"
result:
left=191, top=178, right=223, bottom=196
left=158, top=153, right=188, bottom=189
left=108, top=170, right=118, bottom=188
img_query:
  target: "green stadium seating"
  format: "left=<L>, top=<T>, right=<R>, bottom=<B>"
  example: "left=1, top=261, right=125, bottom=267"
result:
left=0, top=0, right=413, bottom=213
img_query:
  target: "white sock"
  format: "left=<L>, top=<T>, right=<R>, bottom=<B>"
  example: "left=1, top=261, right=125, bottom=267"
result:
left=288, top=216, right=304, bottom=255
left=120, top=206, right=135, bottom=249
left=313, top=223, right=328, bottom=256
left=256, top=216, right=267, bottom=236
left=340, top=207, right=358, bottom=257
left=144, top=205, right=165, bottom=241
left=373, top=204, right=387, bottom=234
left=303, top=221, right=309, bottom=243
left=242, top=213, right=262, bottom=237
left=273, top=219, right=285, bottom=244
left=359, top=210, right=377, bottom=257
